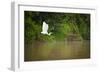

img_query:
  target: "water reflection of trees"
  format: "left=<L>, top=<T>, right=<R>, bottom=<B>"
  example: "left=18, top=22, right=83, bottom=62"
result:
left=25, top=40, right=90, bottom=61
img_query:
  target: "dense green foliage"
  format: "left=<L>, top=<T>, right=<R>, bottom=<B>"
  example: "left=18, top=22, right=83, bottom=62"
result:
left=24, top=11, right=90, bottom=43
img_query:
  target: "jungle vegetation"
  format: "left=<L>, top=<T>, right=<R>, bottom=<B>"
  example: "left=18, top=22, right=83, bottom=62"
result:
left=24, top=11, right=90, bottom=44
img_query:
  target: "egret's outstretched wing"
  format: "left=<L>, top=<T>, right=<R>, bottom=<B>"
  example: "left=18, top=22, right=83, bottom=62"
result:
left=41, top=21, right=49, bottom=34
left=44, top=22, right=48, bottom=31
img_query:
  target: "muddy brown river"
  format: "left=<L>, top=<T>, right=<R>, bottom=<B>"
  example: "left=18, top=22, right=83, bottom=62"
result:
left=24, top=40, right=90, bottom=61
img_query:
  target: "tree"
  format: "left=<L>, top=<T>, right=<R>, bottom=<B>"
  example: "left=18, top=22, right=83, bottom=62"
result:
left=24, top=11, right=90, bottom=43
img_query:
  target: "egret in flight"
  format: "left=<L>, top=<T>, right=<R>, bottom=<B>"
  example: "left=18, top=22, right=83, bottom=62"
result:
left=41, top=21, right=52, bottom=35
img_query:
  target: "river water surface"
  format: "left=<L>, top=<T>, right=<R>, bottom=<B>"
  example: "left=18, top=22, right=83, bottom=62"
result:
left=24, top=40, right=90, bottom=61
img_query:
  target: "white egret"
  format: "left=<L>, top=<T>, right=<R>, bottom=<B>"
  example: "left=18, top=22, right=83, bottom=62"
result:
left=41, top=21, right=52, bottom=35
